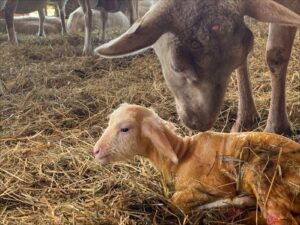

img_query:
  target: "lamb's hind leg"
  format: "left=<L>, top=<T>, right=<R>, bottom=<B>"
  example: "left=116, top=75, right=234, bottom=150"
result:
left=243, top=158, right=298, bottom=225
left=265, top=24, right=297, bottom=135
left=296, top=216, right=300, bottom=224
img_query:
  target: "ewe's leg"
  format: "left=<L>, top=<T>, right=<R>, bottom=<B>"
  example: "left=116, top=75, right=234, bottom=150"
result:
left=265, top=24, right=296, bottom=135
left=58, top=1, right=67, bottom=35
left=100, top=9, right=107, bottom=42
left=231, top=58, right=260, bottom=132
left=4, top=0, right=18, bottom=44
left=38, top=8, right=46, bottom=36
left=78, top=0, right=93, bottom=55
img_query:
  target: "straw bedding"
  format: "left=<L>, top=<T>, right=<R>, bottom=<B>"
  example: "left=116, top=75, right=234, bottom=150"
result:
left=0, top=21, right=299, bottom=224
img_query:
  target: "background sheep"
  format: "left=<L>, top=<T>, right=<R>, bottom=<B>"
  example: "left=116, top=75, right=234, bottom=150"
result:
left=0, top=16, right=61, bottom=35
left=67, top=7, right=130, bottom=40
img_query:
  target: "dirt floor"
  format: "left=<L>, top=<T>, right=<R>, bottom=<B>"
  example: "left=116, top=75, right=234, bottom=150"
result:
left=0, top=21, right=299, bottom=225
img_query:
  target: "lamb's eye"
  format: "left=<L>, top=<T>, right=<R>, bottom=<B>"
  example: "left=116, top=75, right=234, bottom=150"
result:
left=120, top=128, right=129, bottom=133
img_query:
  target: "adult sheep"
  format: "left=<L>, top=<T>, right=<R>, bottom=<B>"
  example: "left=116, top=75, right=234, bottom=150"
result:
left=95, top=0, right=300, bottom=135
left=0, top=16, right=62, bottom=35
left=67, top=7, right=130, bottom=40
left=77, top=0, right=139, bottom=55
left=2, top=0, right=68, bottom=44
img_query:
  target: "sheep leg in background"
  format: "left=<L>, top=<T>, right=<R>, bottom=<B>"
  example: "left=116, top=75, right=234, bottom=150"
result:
left=0, top=0, right=8, bottom=10
left=100, top=9, right=107, bottom=42
left=57, top=0, right=67, bottom=34
left=265, top=25, right=297, bottom=135
left=231, top=58, right=260, bottom=132
left=4, top=0, right=18, bottom=44
left=38, top=8, right=46, bottom=36
left=134, top=0, right=138, bottom=22
left=77, top=0, right=93, bottom=55
left=127, top=0, right=138, bottom=25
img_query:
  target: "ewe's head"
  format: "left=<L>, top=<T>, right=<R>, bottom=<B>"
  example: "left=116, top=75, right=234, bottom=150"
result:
left=95, top=0, right=300, bottom=131
left=93, top=104, right=178, bottom=165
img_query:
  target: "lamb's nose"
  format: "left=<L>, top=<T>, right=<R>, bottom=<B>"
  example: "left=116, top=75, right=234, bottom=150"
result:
left=93, top=147, right=101, bottom=156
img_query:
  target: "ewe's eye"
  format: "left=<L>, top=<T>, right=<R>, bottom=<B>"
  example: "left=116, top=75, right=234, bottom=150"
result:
left=120, top=128, right=129, bottom=133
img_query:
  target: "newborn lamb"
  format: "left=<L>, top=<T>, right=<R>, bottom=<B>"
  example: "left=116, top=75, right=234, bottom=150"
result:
left=93, top=103, right=300, bottom=225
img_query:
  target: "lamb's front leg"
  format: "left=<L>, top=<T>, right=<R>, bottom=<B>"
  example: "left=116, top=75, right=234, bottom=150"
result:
left=172, top=188, right=257, bottom=224
left=171, top=188, right=212, bottom=211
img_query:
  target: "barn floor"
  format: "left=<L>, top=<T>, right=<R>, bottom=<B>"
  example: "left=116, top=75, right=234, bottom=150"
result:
left=0, top=22, right=299, bottom=225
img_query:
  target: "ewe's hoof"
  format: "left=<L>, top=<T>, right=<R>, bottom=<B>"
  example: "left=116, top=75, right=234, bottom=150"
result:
left=231, top=115, right=261, bottom=132
left=264, top=123, right=294, bottom=136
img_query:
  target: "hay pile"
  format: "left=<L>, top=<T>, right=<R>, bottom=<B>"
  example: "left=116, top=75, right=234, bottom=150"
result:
left=0, top=21, right=299, bottom=225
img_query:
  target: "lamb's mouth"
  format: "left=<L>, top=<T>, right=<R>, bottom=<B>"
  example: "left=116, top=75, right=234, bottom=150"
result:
left=95, top=153, right=110, bottom=163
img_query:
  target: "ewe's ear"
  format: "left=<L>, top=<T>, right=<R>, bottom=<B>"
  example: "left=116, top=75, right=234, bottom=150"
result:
left=94, top=2, right=170, bottom=57
left=243, top=0, right=300, bottom=27
left=142, top=117, right=178, bottom=164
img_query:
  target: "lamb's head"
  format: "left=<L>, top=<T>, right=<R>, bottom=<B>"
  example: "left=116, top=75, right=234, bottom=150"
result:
left=93, top=104, right=178, bottom=165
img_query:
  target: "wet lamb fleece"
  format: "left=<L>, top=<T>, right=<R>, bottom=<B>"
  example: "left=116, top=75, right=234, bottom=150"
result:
left=93, top=103, right=300, bottom=225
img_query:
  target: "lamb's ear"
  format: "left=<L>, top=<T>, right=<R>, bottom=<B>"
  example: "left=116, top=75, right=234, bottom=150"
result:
left=242, top=0, right=300, bottom=27
left=142, top=117, right=178, bottom=164
left=161, top=120, right=177, bottom=132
